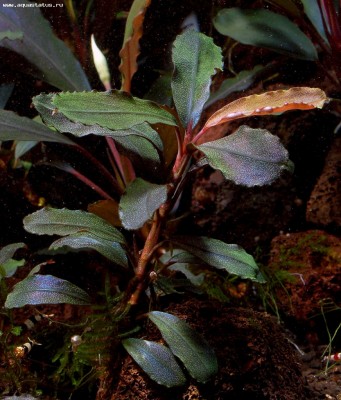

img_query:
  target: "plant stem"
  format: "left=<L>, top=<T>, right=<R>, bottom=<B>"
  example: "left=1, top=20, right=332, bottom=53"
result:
left=128, top=211, right=162, bottom=305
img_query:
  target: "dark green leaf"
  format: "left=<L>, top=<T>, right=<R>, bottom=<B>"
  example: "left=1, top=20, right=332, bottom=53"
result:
left=0, top=83, right=14, bottom=109
left=171, top=236, right=264, bottom=282
left=0, top=110, right=74, bottom=145
left=49, top=232, right=128, bottom=268
left=52, top=91, right=178, bottom=130
left=171, top=28, right=223, bottom=128
left=301, top=0, right=329, bottom=44
left=148, top=311, right=218, bottom=382
left=196, top=125, right=290, bottom=187
left=213, top=8, right=318, bottom=60
left=122, top=338, right=186, bottom=387
left=0, top=0, right=90, bottom=91
left=205, top=65, right=264, bottom=108
left=5, top=274, right=91, bottom=308
left=24, top=207, right=125, bottom=244
left=119, top=178, right=168, bottom=230
left=144, top=72, right=173, bottom=107
left=33, top=93, right=163, bottom=151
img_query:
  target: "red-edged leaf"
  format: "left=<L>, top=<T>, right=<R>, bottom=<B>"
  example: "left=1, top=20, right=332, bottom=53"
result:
left=201, top=87, right=327, bottom=133
left=119, top=0, right=152, bottom=92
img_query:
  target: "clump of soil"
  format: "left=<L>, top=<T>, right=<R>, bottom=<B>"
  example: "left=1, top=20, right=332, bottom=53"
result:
left=112, top=298, right=313, bottom=400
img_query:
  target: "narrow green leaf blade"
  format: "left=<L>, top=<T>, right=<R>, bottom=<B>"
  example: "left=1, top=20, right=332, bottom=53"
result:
left=23, top=207, right=126, bottom=244
left=171, top=236, right=264, bottom=282
left=301, top=0, right=329, bottom=45
left=49, top=232, right=128, bottom=268
left=52, top=91, right=178, bottom=130
left=171, top=28, right=223, bottom=128
left=122, top=338, right=186, bottom=387
left=0, top=0, right=90, bottom=91
left=148, top=311, right=218, bottom=382
left=0, top=110, right=75, bottom=145
left=5, top=274, right=91, bottom=308
left=213, top=8, right=318, bottom=60
left=196, top=125, right=290, bottom=187
left=119, top=178, right=167, bottom=230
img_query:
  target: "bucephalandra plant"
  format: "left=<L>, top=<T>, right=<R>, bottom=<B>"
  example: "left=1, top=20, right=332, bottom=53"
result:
left=0, top=1, right=328, bottom=391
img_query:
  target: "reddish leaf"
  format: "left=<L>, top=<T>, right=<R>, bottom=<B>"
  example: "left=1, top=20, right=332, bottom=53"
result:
left=88, top=199, right=122, bottom=227
left=119, top=0, right=152, bottom=92
left=201, top=87, right=327, bottom=133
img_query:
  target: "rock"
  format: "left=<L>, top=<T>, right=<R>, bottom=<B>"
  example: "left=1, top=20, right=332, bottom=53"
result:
left=306, top=136, right=341, bottom=227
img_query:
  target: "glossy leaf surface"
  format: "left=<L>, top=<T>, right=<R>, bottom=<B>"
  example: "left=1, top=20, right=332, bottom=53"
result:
left=119, top=178, right=167, bottom=230
left=122, top=338, right=186, bottom=387
left=148, top=311, right=217, bottom=382
left=0, top=110, right=74, bottom=145
left=171, top=236, right=264, bottom=282
left=197, top=125, right=290, bottom=187
left=24, top=207, right=125, bottom=244
left=0, top=0, right=90, bottom=91
left=52, top=91, right=178, bottom=130
left=202, top=87, right=327, bottom=131
left=5, top=274, right=91, bottom=308
left=50, top=232, right=128, bottom=268
left=213, top=8, right=318, bottom=60
left=171, top=28, right=222, bottom=128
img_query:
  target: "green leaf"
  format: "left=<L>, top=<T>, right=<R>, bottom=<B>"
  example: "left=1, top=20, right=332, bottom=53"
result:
left=204, top=65, right=264, bottom=108
left=49, top=232, right=128, bottom=268
left=0, top=110, right=74, bottom=145
left=33, top=93, right=163, bottom=151
left=14, top=141, right=38, bottom=160
left=196, top=125, right=290, bottom=187
left=122, top=338, right=186, bottom=387
left=119, top=178, right=168, bottom=230
left=0, top=30, right=23, bottom=41
left=1, top=259, right=25, bottom=279
left=5, top=274, right=91, bottom=308
left=213, top=8, right=318, bottom=60
left=301, top=0, right=329, bottom=45
left=171, top=28, right=223, bottom=128
left=0, top=243, right=25, bottom=279
left=0, top=243, right=25, bottom=265
left=148, top=311, right=218, bottom=382
left=171, top=236, right=264, bottom=282
left=0, top=0, right=90, bottom=91
left=52, top=91, right=178, bottom=130
left=23, top=207, right=125, bottom=244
